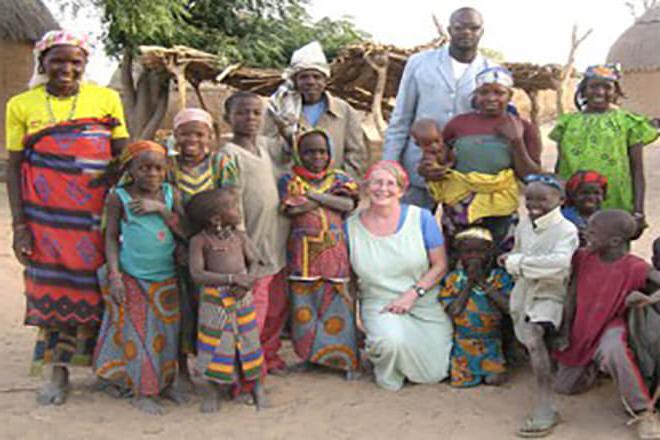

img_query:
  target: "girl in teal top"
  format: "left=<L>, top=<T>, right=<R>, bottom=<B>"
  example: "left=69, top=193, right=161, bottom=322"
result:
left=94, top=141, right=188, bottom=416
left=550, top=64, right=657, bottom=236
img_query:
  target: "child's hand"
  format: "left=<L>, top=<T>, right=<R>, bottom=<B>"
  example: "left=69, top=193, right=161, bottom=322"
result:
left=418, top=158, right=450, bottom=181
left=494, top=114, right=524, bottom=144
left=129, top=199, right=166, bottom=216
left=233, top=273, right=256, bottom=290
left=109, top=275, right=126, bottom=304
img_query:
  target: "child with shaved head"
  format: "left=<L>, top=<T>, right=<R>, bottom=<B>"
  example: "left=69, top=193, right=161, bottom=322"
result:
left=555, top=209, right=660, bottom=439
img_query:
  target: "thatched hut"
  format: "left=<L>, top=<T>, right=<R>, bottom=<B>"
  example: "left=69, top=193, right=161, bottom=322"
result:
left=0, top=0, right=59, bottom=154
left=607, top=6, right=660, bottom=117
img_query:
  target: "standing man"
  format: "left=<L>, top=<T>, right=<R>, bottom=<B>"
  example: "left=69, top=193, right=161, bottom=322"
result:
left=382, top=7, right=497, bottom=209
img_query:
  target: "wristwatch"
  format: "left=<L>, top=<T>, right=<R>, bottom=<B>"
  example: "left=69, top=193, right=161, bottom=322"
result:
left=412, top=284, right=427, bottom=297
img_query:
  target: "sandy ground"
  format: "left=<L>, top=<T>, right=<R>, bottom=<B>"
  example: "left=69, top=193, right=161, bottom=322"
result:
left=1, top=134, right=660, bottom=440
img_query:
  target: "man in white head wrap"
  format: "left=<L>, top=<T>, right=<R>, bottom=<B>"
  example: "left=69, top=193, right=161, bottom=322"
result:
left=263, top=41, right=367, bottom=179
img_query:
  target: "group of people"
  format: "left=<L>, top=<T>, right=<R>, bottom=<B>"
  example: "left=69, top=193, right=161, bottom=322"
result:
left=5, top=6, right=660, bottom=439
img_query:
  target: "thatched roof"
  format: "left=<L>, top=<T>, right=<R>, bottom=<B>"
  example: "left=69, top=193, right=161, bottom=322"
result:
left=0, top=0, right=59, bottom=42
left=607, top=6, right=660, bottom=72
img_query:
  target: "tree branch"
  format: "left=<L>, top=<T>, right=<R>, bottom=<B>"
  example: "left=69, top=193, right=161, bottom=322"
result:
left=556, top=24, right=592, bottom=115
left=140, top=81, right=170, bottom=140
left=121, top=48, right=136, bottom=109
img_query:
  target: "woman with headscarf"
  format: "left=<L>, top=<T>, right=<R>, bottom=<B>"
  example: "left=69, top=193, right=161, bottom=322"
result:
left=264, top=41, right=367, bottom=180
left=550, top=64, right=658, bottom=236
left=279, top=129, right=359, bottom=379
left=345, top=160, right=451, bottom=391
left=420, top=66, right=541, bottom=255
left=5, top=30, right=129, bottom=405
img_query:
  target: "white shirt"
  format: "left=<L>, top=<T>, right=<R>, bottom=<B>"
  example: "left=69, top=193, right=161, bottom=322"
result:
left=451, top=57, right=470, bottom=82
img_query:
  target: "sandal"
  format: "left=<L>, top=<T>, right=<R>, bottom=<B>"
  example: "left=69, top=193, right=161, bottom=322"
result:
left=517, top=412, right=560, bottom=438
left=628, top=411, right=660, bottom=439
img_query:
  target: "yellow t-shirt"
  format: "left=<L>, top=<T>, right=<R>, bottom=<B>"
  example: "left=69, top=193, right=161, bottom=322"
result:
left=5, top=82, right=129, bottom=151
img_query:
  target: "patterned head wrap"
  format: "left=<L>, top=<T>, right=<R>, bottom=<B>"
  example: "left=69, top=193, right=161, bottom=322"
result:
left=173, top=108, right=214, bottom=130
left=565, top=170, right=608, bottom=204
left=292, top=129, right=334, bottom=181
left=120, top=140, right=167, bottom=167
left=524, top=173, right=563, bottom=192
left=455, top=227, right=494, bottom=243
left=364, top=160, right=410, bottom=192
left=475, top=66, right=514, bottom=88
left=584, top=64, right=622, bottom=82
left=29, top=30, right=92, bottom=89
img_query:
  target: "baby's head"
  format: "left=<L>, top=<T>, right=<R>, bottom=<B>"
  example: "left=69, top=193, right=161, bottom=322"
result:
left=585, top=209, right=636, bottom=253
left=187, top=187, right=241, bottom=232
left=455, top=227, right=495, bottom=278
left=524, top=174, right=564, bottom=221
left=565, top=170, right=607, bottom=217
left=295, top=130, right=331, bottom=174
left=411, top=118, right=444, bottom=157
left=652, top=237, right=660, bottom=270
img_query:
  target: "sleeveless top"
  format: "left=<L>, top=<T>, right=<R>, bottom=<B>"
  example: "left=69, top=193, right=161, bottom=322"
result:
left=116, top=182, right=176, bottom=281
left=346, top=205, right=448, bottom=323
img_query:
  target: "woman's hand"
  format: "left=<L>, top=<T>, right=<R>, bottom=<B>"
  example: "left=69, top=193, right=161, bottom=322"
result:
left=12, top=225, right=33, bottom=265
left=495, top=114, right=524, bottom=144
left=109, top=274, right=126, bottom=304
left=381, top=289, right=418, bottom=315
left=129, top=199, right=166, bottom=216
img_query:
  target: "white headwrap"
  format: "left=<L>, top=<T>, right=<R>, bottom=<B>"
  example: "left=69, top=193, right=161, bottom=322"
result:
left=475, top=66, right=514, bottom=88
left=28, top=30, right=91, bottom=89
left=268, top=41, right=331, bottom=138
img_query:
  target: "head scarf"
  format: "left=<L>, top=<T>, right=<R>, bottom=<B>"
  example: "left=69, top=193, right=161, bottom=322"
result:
left=268, top=41, right=330, bottom=138
left=29, top=30, right=92, bottom=89
left=292, top=129, right=334, bottom=181
left=475, top=66, right=514, bottom=88
left=364, top=160, right=410, bottom=192
left=584, top=64, right=622, bottom=82
left=455, top=227, right=494, bottom=243
left=524, top=173, right=563, bottom=192
left=565, top=170, right=608, bottom=205
left=120, top=140, right=167, bottom=167
left=173, top=108, right=214, bottom=130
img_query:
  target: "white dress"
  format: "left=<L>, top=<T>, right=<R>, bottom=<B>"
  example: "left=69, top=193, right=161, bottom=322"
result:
left=347, top=205, right=452, bottom=391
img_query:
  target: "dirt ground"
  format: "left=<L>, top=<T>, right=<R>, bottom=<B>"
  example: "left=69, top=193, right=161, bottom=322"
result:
left=1, top=132, right=659, bottom=440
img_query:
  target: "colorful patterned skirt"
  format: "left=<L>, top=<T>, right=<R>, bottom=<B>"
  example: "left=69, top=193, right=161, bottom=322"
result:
left=93, top=268, right=180, bottom=396
left=290, top=279, right=358, bottom=371
left=196, top=286, right=264, bottom=385
left=450, top=334, right=506, bottom=388
left=177, top=269, right=199, bottom=356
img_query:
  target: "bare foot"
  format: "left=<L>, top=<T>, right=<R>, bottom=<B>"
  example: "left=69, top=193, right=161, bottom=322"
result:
left=162, top=383, right=189, bottom=405
left=485, top=372, right=509, bottom=386
left=200, top=383, right=221, bottom=414
left=36, top=366, right=69, bottom=406
left=252, top=382, right=270, bottom=411
left=131, top=396, right=164, bottom=415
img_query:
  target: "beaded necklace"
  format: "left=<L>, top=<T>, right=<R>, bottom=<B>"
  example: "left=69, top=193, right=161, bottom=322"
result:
left=45, top=86, right=80, bottom=124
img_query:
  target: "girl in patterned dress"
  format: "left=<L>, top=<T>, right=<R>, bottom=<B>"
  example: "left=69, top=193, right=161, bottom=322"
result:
left=279, top=129, right=359, bottom=378
left=550, top=64, right=658, bottom=237
left=438, top=227, right=513, bottom=387
left=94, top=141, right=187, bottom=415
left=168, top=108, right=232, bottom=390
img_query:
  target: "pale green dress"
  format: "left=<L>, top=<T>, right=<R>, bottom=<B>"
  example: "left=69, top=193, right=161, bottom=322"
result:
left=347, top=206, right=452, bottom=391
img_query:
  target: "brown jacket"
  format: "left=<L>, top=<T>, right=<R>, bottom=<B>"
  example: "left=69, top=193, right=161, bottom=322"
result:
left=263, top=92, right=367, bottom=179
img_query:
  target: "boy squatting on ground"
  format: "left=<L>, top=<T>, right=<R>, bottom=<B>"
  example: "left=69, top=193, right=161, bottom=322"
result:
left=500, top=173, right=579, bottom=437
left=554, top=210, right=660, bottom=440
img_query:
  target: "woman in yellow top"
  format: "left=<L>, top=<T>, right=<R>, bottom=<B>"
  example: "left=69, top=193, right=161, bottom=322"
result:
left=5, top=30, right=129, bottom=406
